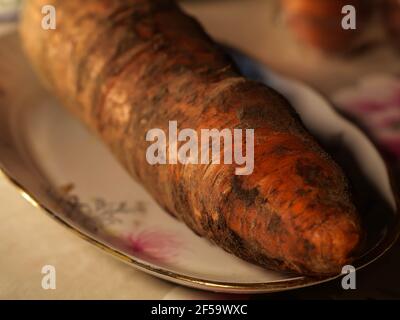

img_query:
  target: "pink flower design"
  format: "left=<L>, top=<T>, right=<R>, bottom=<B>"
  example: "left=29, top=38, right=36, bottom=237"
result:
left=334, top=75, right=400, bottom=159
left=124, top=229, right=182, bottom=263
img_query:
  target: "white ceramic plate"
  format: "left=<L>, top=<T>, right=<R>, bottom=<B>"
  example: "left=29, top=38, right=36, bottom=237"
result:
left=0, top=32, right=399, bottom=293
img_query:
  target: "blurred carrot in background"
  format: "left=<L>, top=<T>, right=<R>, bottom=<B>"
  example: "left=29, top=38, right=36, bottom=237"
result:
left=280, top=0, right=372, bottom=54
left=383, top=0, right=400, bottom=49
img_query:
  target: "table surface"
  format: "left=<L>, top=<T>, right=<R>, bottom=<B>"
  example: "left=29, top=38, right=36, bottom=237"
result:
left=1, top=0, right=400, bottom=299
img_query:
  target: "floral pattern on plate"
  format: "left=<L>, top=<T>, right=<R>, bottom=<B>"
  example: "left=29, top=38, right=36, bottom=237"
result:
left=333, top=74, right=400, bottom=159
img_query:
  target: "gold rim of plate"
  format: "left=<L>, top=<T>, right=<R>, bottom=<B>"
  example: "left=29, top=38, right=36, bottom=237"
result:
left=1, top=161, right=400, bottom=293
left=1, top=27, right=399, bottom=293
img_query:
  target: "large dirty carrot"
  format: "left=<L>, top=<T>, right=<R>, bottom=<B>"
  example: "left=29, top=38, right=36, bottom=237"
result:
left=20, top=0, right=361, bottom=275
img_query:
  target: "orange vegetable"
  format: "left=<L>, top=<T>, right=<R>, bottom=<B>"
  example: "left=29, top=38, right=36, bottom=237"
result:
left=20, top=0, right=362, bottom=275
left=281, top=0, right=371, bottom=53
left=383, top=0, right=400, bottom=49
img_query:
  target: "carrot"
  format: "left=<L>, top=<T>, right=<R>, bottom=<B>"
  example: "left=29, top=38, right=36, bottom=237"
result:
left=280, top=0, right=371, bottom=53
left=20, top=0, right=361, bottom=275
left=383, top=0, right=400, bottom=49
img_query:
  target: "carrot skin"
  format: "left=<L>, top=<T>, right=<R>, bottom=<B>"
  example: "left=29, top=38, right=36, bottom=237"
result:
left=20, top=0, right=362, bottom=275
